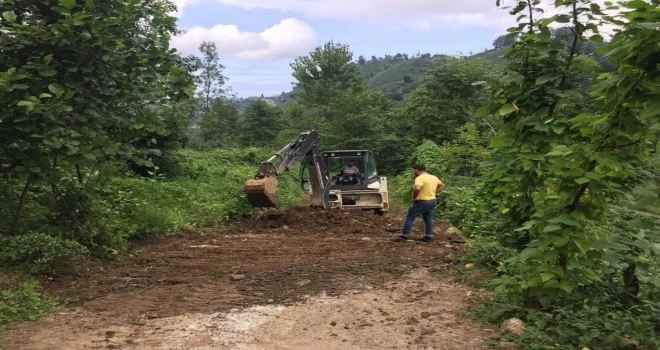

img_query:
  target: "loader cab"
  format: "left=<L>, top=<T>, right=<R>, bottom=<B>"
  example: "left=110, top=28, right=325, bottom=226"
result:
left=321, top=150, right=379, bottom=190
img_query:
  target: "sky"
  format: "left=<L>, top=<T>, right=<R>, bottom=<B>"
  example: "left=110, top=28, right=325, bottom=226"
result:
left=169, top=0, right=523, bottom=98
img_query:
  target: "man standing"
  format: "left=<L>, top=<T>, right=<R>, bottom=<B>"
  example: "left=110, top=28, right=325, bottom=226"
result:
left=393, top=164, right=444, bottom=243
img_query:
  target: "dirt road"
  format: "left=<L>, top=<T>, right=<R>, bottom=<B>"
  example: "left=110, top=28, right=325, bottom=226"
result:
left=2, top=208, right=495, bottom=349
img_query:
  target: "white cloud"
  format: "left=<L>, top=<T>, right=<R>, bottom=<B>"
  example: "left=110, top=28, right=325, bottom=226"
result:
left=171, top=18, right=319, bottom=60
left=215, top=0, right=518, bottom=29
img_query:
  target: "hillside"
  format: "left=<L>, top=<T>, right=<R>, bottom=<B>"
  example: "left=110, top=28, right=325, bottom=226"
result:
left=361, top=50, right=506, bottom=100
left=258, top=50, right=507, bottom=103
left=469, top=48, right=506, bottom=66
left=360, top=55, right=437, bottom=101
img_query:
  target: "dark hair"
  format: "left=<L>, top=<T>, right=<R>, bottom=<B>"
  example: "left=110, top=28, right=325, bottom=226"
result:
left=413, top=164, right=426, bottom=171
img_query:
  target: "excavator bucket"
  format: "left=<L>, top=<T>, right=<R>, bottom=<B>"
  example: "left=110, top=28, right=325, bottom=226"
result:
left=244, top=176, right=279, bottom=208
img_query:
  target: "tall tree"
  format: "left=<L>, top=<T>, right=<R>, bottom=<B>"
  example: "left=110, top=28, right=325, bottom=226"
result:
left=198, top=100, right=239, bottom=149
left=290, top=41, right=364, bottom=112
left=482, top=0, right=658, bottom=303
left=0, top=0, right=194, bottom=234
left=198, top=41, right=226, bottom=110
left=401, top=57, right=498, bottom=145
left=193, top=41, right=236, bottom=148
left=238, top=100, right=281, bottom=147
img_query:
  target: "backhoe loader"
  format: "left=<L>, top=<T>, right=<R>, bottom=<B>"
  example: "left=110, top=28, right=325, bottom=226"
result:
left=244, top=130, right=389, bottom=214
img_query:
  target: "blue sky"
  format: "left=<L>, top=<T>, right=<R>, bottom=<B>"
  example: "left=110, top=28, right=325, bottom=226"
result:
left=170, top=0, right=518, bottom=97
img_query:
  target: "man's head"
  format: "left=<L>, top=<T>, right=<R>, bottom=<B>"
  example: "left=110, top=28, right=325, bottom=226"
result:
left=348, top=159, right=355, bottom=166
left=413, top=164, right=426, bottom=176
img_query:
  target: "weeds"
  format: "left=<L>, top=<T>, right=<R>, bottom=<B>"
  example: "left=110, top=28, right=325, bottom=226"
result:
left=0, top=281, right=56, bottom=329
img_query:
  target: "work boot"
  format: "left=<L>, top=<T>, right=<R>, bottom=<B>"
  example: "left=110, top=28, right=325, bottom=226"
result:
left=416, top=236, right=433, bottom=243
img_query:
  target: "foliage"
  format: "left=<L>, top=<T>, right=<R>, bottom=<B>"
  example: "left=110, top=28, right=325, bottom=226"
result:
left=197, top=41, right=226, bottom=110
left=493, top=34, right=516, bottom=49
left=291, top=41, right=364, bottom=109
left=0, top=280, right=56, bottom=329
left=286, top=41, right=394, bottom=168
left=0, top=0, right=195, bottom=234
left=0, top=233, right=88, bottom=275
left=411, top=123, right=489, bottom=177
left=196, top=99, right=239, bottom=149
left=401, top=57, right=498, bottom=145
left=0, top=148, right=306, bottom=264
left=362, top=55, right=436, bottom=100
left=481, top=0, right=658, bottom=304
left=238, top=99, right=282, bottom=147
left=192, top=41, right=237, bottom=150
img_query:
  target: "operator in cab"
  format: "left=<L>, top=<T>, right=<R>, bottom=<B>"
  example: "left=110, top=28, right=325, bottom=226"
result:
left=393, top=164, right=444, bottom=243
left=337, top=159, right=360, bottom=185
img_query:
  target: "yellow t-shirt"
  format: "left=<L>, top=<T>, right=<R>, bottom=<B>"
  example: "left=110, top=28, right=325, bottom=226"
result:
left=414, top=173, right=443, bottom=201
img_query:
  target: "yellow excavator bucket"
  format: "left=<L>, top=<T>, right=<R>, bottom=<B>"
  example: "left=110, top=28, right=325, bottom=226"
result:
left=244, top=176, right=279, bottom=208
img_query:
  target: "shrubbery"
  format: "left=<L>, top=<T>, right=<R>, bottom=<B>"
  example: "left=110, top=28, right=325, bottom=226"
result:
left=449, top=177, right=659, bottom=349
left=0, top=148, right=306, bottom=263
left=0, top=233, right=88, bottom=275
left=0, top=281, right=56, bottom=329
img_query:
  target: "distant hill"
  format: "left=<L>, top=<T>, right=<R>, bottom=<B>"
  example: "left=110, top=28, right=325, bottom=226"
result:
left=258, top=49, right=507, bottom=103
left=360, top=55, right=438, bottom=101
left=470, top=48, right=506, bottom=66
left=359, top=50, right=506, bottom=100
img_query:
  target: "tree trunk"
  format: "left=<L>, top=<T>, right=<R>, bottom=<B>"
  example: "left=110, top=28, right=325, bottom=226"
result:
left=10, top=173, right=34, bottom=235
left=76, top=163, right=84, bottom=184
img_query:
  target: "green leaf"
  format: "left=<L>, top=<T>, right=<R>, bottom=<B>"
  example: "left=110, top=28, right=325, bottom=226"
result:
left=489, top=137, right=504, bottom=148
left=557, top=283, right=574, bottom=294
left=582, top=268, right=602, bottom=282
left=551, top=235, right=569, bottom=247
left=641, top=98, right=660, bottom=119
left=543, top=225, right=561, bottom=233
left=2, top=11, right=17, bottom=23
left=58, top=0, right=77, bottom=10
left=548, top=215, right=581, bottom=228
left=575, top=177, right=590, bottom=185
left=536, top=75, right=559, bottom=85
left=17, top=100, right=36, bottom=110
left=39, top=93, right=53, bottom=99
left=541, top=273, right=555, bottom=283
left=499, top=103, right=518, bottom=116
left=84, top=0, right=96, bottom=10
left=48, top=84, right=65, bottom=98
left=38, top=68, right=57, bottom=77
left=574, top=239, right=589, bottom=253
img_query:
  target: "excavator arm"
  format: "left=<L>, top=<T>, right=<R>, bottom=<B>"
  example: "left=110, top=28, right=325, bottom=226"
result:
left=244, top=130, right=327, bottom=208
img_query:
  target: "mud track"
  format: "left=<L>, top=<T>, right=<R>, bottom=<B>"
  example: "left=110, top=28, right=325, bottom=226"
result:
left=2, top=208, right=495, bottom=350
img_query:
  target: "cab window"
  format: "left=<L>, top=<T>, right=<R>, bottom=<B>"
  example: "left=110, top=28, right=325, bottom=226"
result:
left=366, top=154, right=377, bottom=179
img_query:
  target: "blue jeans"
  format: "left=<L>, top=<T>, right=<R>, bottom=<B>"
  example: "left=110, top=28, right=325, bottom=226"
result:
left=401, top=200, right=436, bottom=238
left=338, top=176, right=355, bottom=184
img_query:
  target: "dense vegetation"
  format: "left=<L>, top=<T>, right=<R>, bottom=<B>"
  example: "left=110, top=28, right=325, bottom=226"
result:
left=1, top=0, right=658, bottom=348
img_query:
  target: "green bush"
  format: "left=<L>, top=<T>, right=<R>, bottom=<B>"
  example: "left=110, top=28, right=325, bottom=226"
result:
left=1, top=148, right=306, bottom=262
left=411, top=123, right=489, bottom=177
left=0, top=281, right=56, bottom=328
left=0, top=233, right=88, bottom=275
left=463, top=202, right=660, bottom=349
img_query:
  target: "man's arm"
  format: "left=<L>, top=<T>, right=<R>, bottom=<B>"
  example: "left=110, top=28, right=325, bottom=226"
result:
left=412, top=185, right=422, bottom=202
left=436, top=182, right=445, bottom=193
